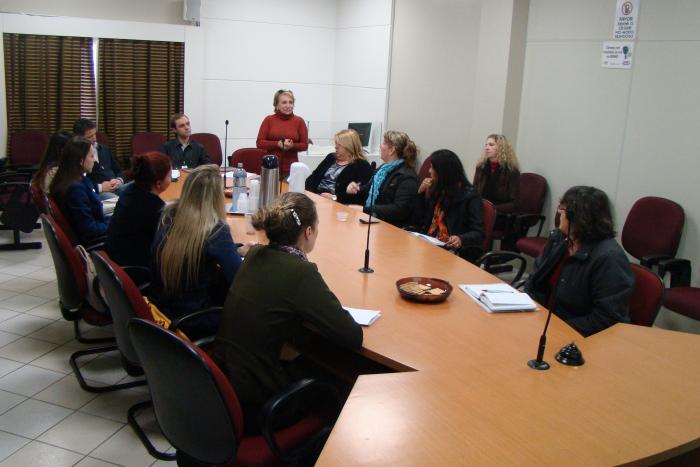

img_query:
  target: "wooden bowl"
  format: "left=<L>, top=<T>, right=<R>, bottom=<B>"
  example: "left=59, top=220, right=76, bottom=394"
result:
left=396, top=277, right=452, bottom=303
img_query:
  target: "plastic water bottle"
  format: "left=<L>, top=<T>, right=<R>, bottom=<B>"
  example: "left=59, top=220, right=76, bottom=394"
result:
left=231, top=163, right=247, bottom=211
left=236, top=193, right=255, bottom=235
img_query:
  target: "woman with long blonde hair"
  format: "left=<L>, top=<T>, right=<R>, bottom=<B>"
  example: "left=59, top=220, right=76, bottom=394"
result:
left=150, top=165, right=250, bottom=338
left=305, top=129, right=373, bottom=203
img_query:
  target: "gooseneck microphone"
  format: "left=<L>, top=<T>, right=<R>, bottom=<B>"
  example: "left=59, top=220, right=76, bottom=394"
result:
left=359, top=161, right=378, bottom=273
left=223, top=119, right=230, bottom=189
left=528, top=307, right=553, bottom=370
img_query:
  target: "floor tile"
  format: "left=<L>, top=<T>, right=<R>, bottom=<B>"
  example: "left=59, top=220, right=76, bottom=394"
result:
left=23, top=255, right=55, bottom=268
left=0, top=399, right=72, bottom=438
left=90, top=425, right=171, bottom=467
left=28, top=320, right=75, bottom=345
left=25, top=282, right=58, bottom=300
left=74, top=457, right=121, bottom=467
left=0, top=330, right=21, bottom=348
left=0, top=359, right=23, bottom=379
left=0, top=292, right=16, bottom=304
left=0, top=440, right=83, bottom=466
left=0, top=310, right=19, bottom=324
left=0, top=313, right=54, bottom=336
left=22, top=268, right=57, bottom=282
left=0, top=264, right=43, bottom=277
left=75, top=352, right=128, bottom=386
left=0, top=364, right=64, bottom=396
left=0, top=430, right=30, bottom=463
left=38, top=411, right=123, bottom=455
left=0, top=274, right=15, bottom=285
left=0, top=390, right=26, bottom=415
left=30, top=344, right=98, bottom=375
left=0, top=294, right=50, bottom=313
left=0, top=337, right=58, bottom=364
left=80, top=388, right=150, bottom=424
left=24, top=300, right=61, bottom=320
left=0, top=277, right=46, bottom=294
left=33, top=375, right=99, bottom=410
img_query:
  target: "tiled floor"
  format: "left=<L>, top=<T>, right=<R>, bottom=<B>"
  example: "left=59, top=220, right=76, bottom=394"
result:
left=0, top=228, right=173, bottom=466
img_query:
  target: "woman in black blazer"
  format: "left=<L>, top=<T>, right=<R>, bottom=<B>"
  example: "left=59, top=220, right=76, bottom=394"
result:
left=305, top=129, right=373, bottom=203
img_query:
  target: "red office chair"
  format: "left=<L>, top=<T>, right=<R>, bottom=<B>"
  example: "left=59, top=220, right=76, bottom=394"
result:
left=621, top=196, right=684, bottom=269
left=0, top=171, right=42, bottom=251
left=481, top=199, right=496, bottom=252
left=128, top=318, right=341, bottom=466
left=131, top=132, right=166, bottom=157
left=418, top=155, right=432, bottom=182
left=46, top=195, right=79, bottom=247
left=628, top=264, right=664, bottom=327
left=659, top=259, right=700, bottom=322
left=30, top=181, right=49, bottom=215
left=516, top=211, right=560, bottom=260
left=96, top=131, right=110, bottom=146
left=9, top=130, right=49, bottom=166
left=191, top=132, right=223, bottom=166
left=229, top=148, right=265, bottom=174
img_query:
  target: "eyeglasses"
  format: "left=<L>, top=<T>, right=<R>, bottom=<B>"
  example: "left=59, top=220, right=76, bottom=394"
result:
left=557, top=204, right=567, bottom=212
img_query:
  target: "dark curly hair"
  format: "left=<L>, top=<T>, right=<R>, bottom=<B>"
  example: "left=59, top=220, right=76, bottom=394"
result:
left=560, top=186, right=615, bottom=243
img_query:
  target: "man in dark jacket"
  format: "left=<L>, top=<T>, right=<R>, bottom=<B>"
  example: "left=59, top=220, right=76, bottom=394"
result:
left=160, top=113, right=211, bottom=169
left=73, top=118, right=124, bottom=200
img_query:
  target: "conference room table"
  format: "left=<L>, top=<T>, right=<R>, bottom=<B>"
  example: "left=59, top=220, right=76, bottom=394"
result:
left=161, top=173, right=700, bottom=466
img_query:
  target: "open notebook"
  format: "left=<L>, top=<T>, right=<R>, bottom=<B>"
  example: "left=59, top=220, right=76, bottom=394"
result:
left=459, top=283, right=537, bottom=313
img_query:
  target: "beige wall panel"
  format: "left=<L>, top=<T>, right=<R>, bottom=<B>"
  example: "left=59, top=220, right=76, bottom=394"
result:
left=638, top=0, right=700, bottom=40
left=526, top=0, right=613, bottom=41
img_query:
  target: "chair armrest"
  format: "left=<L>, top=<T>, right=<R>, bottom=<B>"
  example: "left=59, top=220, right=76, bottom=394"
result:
left=640, top=254, right=672, bottom=269
left=259, top=378, right=340, bottom=463
left=658, top=258, right=692, bottom=288
left=85, top=241, right=106, bottom=252
left=514, top=214, right=546, bottom=237
left=121, top=265, right=151, bottom=289
left=476, top=251, right=528, bottom=285
left=169, top=306, right=223, bottom=332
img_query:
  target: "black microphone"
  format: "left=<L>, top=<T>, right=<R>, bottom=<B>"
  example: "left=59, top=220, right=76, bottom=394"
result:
left=223, top=120, right=230, bottom=189
left=359, top=161, right=377, bottom=273
left=527, top=307, right=553, bottom=370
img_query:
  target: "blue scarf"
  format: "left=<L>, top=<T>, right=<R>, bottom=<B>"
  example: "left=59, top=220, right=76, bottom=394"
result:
left=365, top=159, right=404, bottom=208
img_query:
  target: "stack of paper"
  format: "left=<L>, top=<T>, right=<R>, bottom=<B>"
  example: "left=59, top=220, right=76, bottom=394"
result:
left=410, top=232, right=446, bottom=247
left=459, top=283, right=537, bottom=313
left=344, top=307, right=382, bottom=326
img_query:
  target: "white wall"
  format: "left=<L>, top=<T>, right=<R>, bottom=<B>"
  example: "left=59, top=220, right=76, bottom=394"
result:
left=517, top=0, right=700, bottom=332
left=0, top=0, right=186, bottom=24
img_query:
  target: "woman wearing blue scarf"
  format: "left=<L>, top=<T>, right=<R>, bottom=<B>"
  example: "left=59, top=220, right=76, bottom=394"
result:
left=346, top=131, right=419, bottom=227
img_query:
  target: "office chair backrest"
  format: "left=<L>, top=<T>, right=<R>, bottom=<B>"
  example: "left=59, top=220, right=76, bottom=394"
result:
left=230, top=148, right=265, bottom=174
left=629, top=263, right=664, bottom=327
left=91, top=251, right=152, bottom=366
left=622, top=196, right=684, bottom=262
left=128, top=318, right=241, bottom=465
left=9, top=130, right=49, bottom=166
left=46, top=195, right=79, bottom=246
left=96, top=131, right=110, bottom=146
left=482, top=199, right=496, bottom=251
left=519, top=172, right=547, bottom=215
left=131, top=132, right=166, bottom=157
left=191, top=133, right=223, bottom=166
left=418, top=155, right=432, bottom=182
left=41, top=214, right=86, bottom=314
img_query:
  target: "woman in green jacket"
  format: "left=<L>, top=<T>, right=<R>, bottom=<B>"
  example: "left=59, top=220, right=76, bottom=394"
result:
left=211, top=192, right=363, bottom=432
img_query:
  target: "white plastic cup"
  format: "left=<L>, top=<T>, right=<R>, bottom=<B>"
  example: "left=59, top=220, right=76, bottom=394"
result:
left=336, top=211, right=349, bottom=222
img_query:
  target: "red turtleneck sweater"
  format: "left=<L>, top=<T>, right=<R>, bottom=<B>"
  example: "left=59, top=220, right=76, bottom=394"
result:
left=256, top=112, right=309, bottom=174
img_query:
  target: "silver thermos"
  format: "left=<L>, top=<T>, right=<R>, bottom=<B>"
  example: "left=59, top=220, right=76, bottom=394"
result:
left=260, top=155, right=280, bottom=209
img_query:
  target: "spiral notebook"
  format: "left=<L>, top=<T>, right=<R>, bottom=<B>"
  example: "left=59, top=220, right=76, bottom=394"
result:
left=459, top=283, right=537, bottom=313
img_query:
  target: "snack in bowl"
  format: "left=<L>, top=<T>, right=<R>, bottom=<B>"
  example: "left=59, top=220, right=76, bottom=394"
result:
left=396, top=277, right=452, bottom=303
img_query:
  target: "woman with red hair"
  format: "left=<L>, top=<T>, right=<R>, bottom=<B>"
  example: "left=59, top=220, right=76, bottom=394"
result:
left=105, top=151, right=172, bottom=268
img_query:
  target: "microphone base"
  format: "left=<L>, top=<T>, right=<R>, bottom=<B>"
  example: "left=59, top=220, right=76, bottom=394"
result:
left=527, top=359, right=550, bottom=371
left=358, top=267, right=374, bottom=273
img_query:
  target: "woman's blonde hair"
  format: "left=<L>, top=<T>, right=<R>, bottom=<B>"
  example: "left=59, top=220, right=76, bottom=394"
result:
left=383, top=130, right=418, bottom=167
left=477, top=134, right=520, bottom=171
left=335, top=129, right=367, bottom=163
left=273, top=89, right=295, bottom=110
left=157, top=165, right=225, bottom=294
left=252, top=192, right=317, bottom=246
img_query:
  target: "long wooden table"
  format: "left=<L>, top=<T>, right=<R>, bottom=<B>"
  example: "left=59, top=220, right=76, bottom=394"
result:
left=162, top=174, right=700, bottom=465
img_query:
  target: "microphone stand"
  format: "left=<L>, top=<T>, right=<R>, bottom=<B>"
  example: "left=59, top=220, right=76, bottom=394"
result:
left=528, top=307, right=553, bottom=370
left=223, top=119, right=229, bottom=189
left=359, top=162, right=377, bottom=273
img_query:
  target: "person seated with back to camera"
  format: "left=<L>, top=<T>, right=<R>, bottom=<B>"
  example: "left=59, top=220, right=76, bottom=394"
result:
left=33, top=130, right=72, bottom=194
left=73, top=118, right=126, bottom=200
left=211, top=192, right=363, bottom=434
left=345, top=130, right=419, bottom=228
left=49, top=136, right=109, bottom=247
left=524, top=186, right=634, bottom=337
left=104, top=152, right=172, bottom=270
left=305, top=128, right=373, bottom=203
left=149, top=165, right=254, bottom=340
left=413, top=149, right=484, bottom=262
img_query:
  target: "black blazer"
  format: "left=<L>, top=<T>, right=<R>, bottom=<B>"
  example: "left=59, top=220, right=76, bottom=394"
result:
left=87, top=144, right=123, bottom=190
left=160, top=139, right=211, bottom=168
left=414, top=185, right=484, bottom=261
left=305, top=153, right=373, bottom=204
left=352, top=163, right=419, bottom=227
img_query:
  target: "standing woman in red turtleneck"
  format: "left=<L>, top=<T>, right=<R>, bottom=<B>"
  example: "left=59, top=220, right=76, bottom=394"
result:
left=473, top=134, right=521, bottom=246
left=256, top=89, right=309, bottom=179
